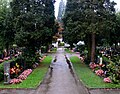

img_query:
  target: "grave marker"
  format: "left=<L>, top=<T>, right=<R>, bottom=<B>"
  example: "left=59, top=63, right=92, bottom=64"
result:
left=4, top=62, right=10, bottom=84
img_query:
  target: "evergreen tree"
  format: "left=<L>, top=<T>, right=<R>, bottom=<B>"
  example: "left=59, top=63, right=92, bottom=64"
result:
left=0, top=0, right=13, bottom=54
left=8, top=0, right=55, bottom=65
left=63, top=0, right=116, bottom=63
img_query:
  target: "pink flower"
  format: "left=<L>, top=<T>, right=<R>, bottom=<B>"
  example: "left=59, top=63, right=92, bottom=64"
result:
left=15, top=54, right=19, bottom=57
left=95, top=69, right=104, bottom=76
left=21, top=69, right=32, bottom=76
left=10, top=78, right=22, bottom=84
left=89, top=63, right=97, bottom=69
left=10, top=69, right=32, bottom=84
left=104, top=77, right=112, bottom=83
left=76, top=52, right=80, bottom=54
left=18, top=75, right=27, bottom=80
left=0, top=59, right=4, bottom=62
left=4, top=57, right=10, bottom=60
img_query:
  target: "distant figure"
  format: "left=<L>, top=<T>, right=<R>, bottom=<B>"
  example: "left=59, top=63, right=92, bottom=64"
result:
left=49, top=65, right=53, bottom=70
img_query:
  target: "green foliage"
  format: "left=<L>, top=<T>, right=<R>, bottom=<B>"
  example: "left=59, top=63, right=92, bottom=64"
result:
left=0, top=63, right=4, bottom=81
left=11, top=0, right=45, bottom=47
left=0, top=0, right=55, bottom=51
left=107, top=56, right=120, bottom=84
left=0, top=72, right=3, bottom=81
left=58, top=42, right=64, bottom=46
left=63, top=0, right=83, bottom=46
left=50, top=47, right=57, bottom=53
left=1, top=0, right=55, bottom=63
left=63, top=0, right=117, bottom=62
left=102, top=56, right=112, bottom=63
left=41, top=56, right=52, bottom=66
left=65, top=48, right=73, bottom=53
left=0, top=0, right=14, bottom=50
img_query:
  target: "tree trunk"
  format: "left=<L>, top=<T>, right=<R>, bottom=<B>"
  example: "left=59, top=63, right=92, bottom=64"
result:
left=46, top=43, right=49, bottom=53
left=70, top=43, right=73, bottom=50
left=91, top=33, right=96, bottom=63
left=115, top=42, right=117, bottom=50
left=87, top=34, right=91, bottom=63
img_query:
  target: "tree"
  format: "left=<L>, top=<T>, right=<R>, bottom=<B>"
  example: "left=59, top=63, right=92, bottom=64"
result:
left=5, top=0, right=55, bottom=66
left=41, top=0, right=55, bottom=52
left=63, top=0, right=84, bottom=49
left=63, top=0, right=116, bottom=63
left=0, top=0, right=14, bottom=54
left=109, top=12, right=120, bottom=49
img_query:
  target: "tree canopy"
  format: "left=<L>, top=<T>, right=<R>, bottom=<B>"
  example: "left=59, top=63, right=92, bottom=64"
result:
left=63, top=0, right=117, bottom=63
left=0, top=0, right=55, bottom=63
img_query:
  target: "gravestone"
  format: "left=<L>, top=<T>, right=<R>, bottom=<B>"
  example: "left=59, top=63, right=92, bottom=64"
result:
left=4, top=62, right=10, bottom=84
left=100, top=57, right=103, bottom=65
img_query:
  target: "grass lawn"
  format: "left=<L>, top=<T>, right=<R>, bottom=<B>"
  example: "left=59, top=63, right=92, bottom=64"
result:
left=70, top=56, right=120, bottom=89
left=50, top=47, right=57, bottom=53
left=0, top=56, right=52, bottom=88
left=65, top=48, right=73, bottom=53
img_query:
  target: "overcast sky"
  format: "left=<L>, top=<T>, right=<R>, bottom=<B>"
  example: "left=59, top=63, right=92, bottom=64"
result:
left=111, top=0, right=120, bottom=11
left=54, top=0, right=120, bottom=18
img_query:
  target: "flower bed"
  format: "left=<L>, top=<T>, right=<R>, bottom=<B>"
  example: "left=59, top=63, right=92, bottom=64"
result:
left=10, top=69, right=32, bottom=84
left=89, top=62, right=112, bottom=83
left=70, top=56, right=120, bottom=88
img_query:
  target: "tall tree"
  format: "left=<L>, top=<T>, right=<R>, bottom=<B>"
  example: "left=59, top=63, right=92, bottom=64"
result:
left=10, top=0, right=55, bottom=50
left=63, top=0, right=84, bottom=49
left=63, top=0, right=116, bottom=63
left=41, top=0, right=55, bottom=51
left=8, top=0, right=55, bottom=65
left=0, top=0, right=14, bottom=54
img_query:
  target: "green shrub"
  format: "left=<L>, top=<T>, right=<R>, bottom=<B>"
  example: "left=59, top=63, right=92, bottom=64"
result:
left=0, top=63, right=4, bottom=81
left=0, top=72, right=3, bottom=81
left=41, top=46, right=47, bottom=53
left=59, top=42, right=64, bottom=46
left=65, top=48, right=72, bottom=53
left=107, top=56, right=120, bottom=84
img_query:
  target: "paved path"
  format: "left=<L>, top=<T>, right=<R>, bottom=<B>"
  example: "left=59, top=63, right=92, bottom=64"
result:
left=89, top=89, right=120, bottom=94
left=35, top=47, right=89, bottom=94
